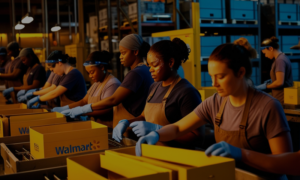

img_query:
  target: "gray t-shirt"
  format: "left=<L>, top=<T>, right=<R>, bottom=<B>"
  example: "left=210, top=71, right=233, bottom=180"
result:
left=194, top=89, right=290, bottom=153
left=87, top=76, right=121, bottom=100
left=270, top=54, right=293, bottom=104
left=47, top=72, right=62, bottom=86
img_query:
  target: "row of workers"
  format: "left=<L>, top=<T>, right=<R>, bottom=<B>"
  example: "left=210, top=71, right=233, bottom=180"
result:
left=0, top=34, right=296, bottom=179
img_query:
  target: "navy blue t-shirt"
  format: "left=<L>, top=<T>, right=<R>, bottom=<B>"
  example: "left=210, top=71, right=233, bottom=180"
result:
left=26, top=64, right=46, bottom=86
left=148, top=79, right=202, bottom=123
left=120, top=64, right=154, bottom=117
left=59, top=69, right=87, bottom=102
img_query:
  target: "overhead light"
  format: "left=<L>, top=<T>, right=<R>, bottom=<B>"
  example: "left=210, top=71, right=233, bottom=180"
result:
left=51, top=24, right=61, bottom=32
left=15, top=22, right=25, bottom=30
left=21, top=13, right=34, bottom=24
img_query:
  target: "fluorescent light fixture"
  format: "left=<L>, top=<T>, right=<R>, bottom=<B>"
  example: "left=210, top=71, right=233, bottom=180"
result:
left=21, top=13, right=34, bottom=24
left=51, top=24, right=61, bottom=32
left=15, top=22, right=25, bottom=30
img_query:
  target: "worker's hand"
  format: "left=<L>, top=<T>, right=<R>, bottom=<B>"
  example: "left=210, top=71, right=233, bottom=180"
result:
left=205, top=141, right=242, bottom=161
left=27, top=96, right=40, bottom=109
left=130, top=121, right=162, bottom=137
left=3, top=87, right=14, bottom=98
left=136, top=131, right=159, bottom=156
left=17, top=95, right=27, bottom=103
left=17, top=90, right=26, bottom=98
left=24, top=89, right=37, bottom=100
left=112, top=119, right=129, bottom=142
left=61, top=104, right=92, bottom=118
left=264, top=79, right=272, bottom=84
left=52, top=105, right=69, bottom=113
left=255, top=83, right=267, bottom=90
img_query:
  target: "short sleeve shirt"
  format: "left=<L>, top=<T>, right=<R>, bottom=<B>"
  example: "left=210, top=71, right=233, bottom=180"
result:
left=194, top=89, right=290, bottom=153
left=26, top=64, right=47, bottom=86
left=10, top=57, right=28, bottom=83
left=59, top=69, right=87, bottom=102
left=148, top=79, right=202, bottom=123
left=120, top=65, right=154, bottom=117
left=47, top=72, right=62, bottom=86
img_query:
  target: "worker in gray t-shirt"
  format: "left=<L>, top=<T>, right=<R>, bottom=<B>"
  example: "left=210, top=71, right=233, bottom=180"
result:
left=256, top=36, right=293, bottom=105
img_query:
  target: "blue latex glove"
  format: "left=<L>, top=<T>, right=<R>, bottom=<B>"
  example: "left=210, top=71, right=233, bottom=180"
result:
left=255, top=83, right=267, bottom=90
left=3, top=87, right=14, bottom=98
left=61, top=104, right=92, bottom=118
left=24, top=89, right=37, bottom=100
left=112, top=120, right=130, bottom=142
left=79, top=116, right=89, bottom=121
left=27, top=96, right=40, bottom=109
left=205, top=141, right=242, bottom=161
left=18, top=95, right=27, bottom=103
left=52, top=105, right=69, bottom=113
left=130, top=121, right=163, bottom=137
left=17, top=90, right=26, bottom=98
left=264, top=79, right=272, bottom=84
left=136, top=131, right=160, bottom=156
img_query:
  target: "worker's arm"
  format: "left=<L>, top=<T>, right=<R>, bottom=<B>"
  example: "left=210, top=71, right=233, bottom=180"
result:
left=39, top=85, right=67, bottom=102
left=85, top=108, right=113, bottom=116
left=156, top=111, right=206, bottom=142
left=68, top=94, right=89, bottom=109
left=268, top=131, right=293, bottom=155
left=127, top=111, right=146, bottom=123
left=0, top=68, right=22, bottom=80
left=33, top=84, right=57, bottom=96
left=242, top=150, right=300, bottom=176
left=42, top=81, right=52, bottom=89
left=14, top=80, right=43, bottom=91
left=91, top=86, right=133, bottom=110
left=266, top=72, right=285, bottom=89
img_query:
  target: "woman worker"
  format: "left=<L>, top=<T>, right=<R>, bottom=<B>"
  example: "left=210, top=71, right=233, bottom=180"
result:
left=61, top=34, right=153, bottom=137
left=53, top=51, right=120, bottom=127
left=2, top=48, right=46, bottom=101
left=136, top=43, right=292, bottom=179
left=112, top=38, right=204, bottom=149
left=27, top=51, right=86, bottom=108
left=256, top=36, right=293, bottom=104
left=17, top=51, right=63, bottom=105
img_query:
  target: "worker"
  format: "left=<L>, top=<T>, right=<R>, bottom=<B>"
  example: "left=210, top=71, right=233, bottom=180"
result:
left=17, top=51, right=63, bottom=107
left=55, top=51, right=120, bottom=127
left=112, top=38, right=204, bottom=149
left=136, top=43, right=292, bottom=179
left=61, top=34, right=153, bottom=138
left=256, top=36, right=293, bottom=105
left=27, top=51, right=86, bottom=108
left=0, top=47, right=11, bottom=74
left=0, top=42, right=26, bottom=103
left=2, top=48, right=46, bottom=101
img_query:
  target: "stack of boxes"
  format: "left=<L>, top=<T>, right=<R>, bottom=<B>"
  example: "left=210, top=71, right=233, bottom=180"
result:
left=279, top=36, right=300, bottom=55
left=101, top=36, right=119, bottom=53
left=230, top=0, right=257, bottom=22
left=99, top=7, right=118, bottom=29
left=284, top=81, right=300, bottom=106
left=278, top=3, right=300, bottom=24
left=199, top=0, right=226, bottom=22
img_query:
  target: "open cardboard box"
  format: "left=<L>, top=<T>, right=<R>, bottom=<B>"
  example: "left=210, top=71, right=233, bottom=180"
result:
left=110, top=145, right=235, bottom=180
left=67, top=152, right=170, bottom=180
left=0, top=103, right=27, bottom=110
left=0, top=112, right=66, bottom=137
left=0, top=109, right=47, bottom=116
left=30, top=121, right=108, bottom=159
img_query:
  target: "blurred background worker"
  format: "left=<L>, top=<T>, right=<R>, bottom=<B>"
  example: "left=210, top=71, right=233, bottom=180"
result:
left=60, top=34, right=153, bottom=139
left=2, top=48, right=46, bottom=101
left=54, top=51, right=120, bottom=127
left=256, top=36, right=293, bottom=105
left=0, top=42, right=27, bottom=103
left=113, top=38, right=204, bottom=149
left=27, top=51, right=86, bottom=109
left=0, top=47, right=11, bottom=87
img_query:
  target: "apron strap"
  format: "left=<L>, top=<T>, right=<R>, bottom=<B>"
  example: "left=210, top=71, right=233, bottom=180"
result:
left=98, top=74, right=113, bottom=99
left=215, top=96, right=228, bottom=127
left=162, top=76, right=182, bottom=106
left=147, top=82, right=161, bottom=102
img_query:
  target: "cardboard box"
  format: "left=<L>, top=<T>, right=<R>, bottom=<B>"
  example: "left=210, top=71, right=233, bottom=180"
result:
left=0, top=109, right=47, bottom=116
left=198, top=87, right=217, bottom=101
left=30, top=121, right=108, bottom=159
left=110, top=146, right=235, bottom=180
left=67, top=152, right=169, bottom=180
left=0, top=103, right=27, bottom=110
left=293, top=81, right=300, bottom=88
left=284, top=87, right=300, bottom=105
left=0, top=134, right=135, bottom=175
left=0, top=112, right=65, bottom=137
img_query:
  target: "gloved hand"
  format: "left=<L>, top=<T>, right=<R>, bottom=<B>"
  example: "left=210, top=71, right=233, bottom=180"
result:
left=24, top=89, right=37, bottom=100
left=205, top=141, right=242, bottom=161
left=61, top=104, right=92, bottom=118
left=3, top=87, right=14, bottom=98
left=130, top=121, right=162, bottom=137
left=17, top=90, right=26, bottom=98
left=79, top=116, right=89, bottom=121
left=112, top=120, right=130, bottom=142
left=136, top=131, right=160, bottom=156
left=255, top=83, right=267, bottom=90
left=264, top=79, right=272, bottom=84
left=27, top=96, right=40, bottom=109
left=52, top=105, right=69, bottom=113
left=18, top=95, right=27, bottom=103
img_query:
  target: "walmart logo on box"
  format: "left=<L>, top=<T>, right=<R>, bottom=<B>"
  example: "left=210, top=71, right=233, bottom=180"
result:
left=55, top=140, right=101, bottom=155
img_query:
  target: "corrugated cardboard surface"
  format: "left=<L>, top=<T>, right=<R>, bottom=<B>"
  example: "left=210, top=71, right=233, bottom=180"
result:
left=0, top=103, right=27, bottom=110
left=284, top=87, right=300, bottom=105
left=30, top=121, right=108, bottom=159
